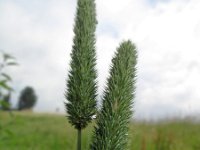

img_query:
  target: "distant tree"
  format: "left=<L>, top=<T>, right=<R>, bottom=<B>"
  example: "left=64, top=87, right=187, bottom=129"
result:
left=18, top=87, right=37, bottom=110
left=90, top=41, right=137, bottom=150
left=65, top=0, right=98, bottom=149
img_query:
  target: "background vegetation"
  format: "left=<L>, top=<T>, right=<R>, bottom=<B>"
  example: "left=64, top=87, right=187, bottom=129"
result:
left=18, top=86, right=37, bottom=111
left=1, top=111, right=200, bottom=150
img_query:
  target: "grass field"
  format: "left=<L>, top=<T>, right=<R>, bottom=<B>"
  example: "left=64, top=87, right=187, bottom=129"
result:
left=1, top=111, right=200, bottom=150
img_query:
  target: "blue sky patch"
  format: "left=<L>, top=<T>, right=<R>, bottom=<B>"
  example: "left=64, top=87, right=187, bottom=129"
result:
left=146, top=0, right=171, bottom=7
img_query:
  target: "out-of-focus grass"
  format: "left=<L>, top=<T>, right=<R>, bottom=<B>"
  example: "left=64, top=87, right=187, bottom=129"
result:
left=0, top=111, right=93, bottom=150
left=0, top=111, right=200, bottom=150
left=130, top=120, right=200, bottom=150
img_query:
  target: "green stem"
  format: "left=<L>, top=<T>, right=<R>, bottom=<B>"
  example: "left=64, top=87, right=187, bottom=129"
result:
left=77, top=128, right=81, bottom=150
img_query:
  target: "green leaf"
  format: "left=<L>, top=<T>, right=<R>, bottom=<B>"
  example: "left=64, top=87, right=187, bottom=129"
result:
left=0, top=80, right=13, bottom=91
left=0, top=100, right=10, bottom=108
left=1, top=73, right=12, bottom=81
left=6, top=62, right=18, bottom=66
left=3, top=53, right=15, bottom=61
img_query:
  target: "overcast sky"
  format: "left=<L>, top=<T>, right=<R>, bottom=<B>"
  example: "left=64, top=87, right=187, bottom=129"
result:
left=0, top=0, right=200, bottom=120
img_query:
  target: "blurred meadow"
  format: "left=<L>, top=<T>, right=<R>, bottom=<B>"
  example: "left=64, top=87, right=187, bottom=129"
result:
left=1, top=111, right=200, bottom=150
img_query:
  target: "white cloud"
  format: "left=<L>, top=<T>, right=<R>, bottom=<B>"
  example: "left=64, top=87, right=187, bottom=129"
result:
left=132, top=0, right=200, bottom=119
left=0, top=0, right=200, bottom=119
